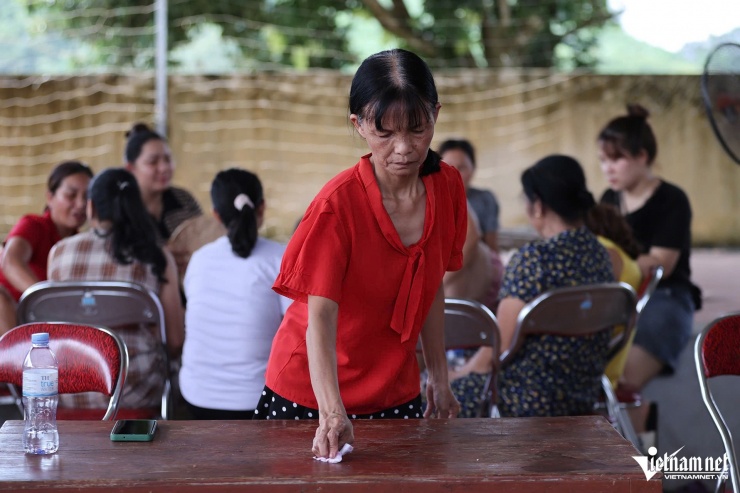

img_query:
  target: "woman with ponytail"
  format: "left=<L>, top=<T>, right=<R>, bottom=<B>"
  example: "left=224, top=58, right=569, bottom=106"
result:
left=179, top=168, right=291, bottom=420
left=48, top=167, right=184, bottom=412
left=450, top=155, right=614, bottom=417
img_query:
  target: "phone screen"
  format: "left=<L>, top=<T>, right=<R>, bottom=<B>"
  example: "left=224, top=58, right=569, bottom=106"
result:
left=115, top=420, right=156, bottom=435
left=110, top=419, right=157, bottom=441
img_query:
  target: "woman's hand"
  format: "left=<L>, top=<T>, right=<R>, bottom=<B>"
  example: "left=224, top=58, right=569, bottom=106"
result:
left=448, top=365, right=469, bottom=382
left=424, top=378, right=460, bottom=419
left=306, top=295, right=352, bottom=458
left=312, top=411, right=354, bottom=459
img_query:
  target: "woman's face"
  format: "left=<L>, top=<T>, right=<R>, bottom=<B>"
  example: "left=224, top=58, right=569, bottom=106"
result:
left=126, top=139, right=173, bottom=195
left=351, top=102, right=440, bottom=179
left=46, top=172, right=91, bottom=234
left=598, top=141, right=649, bottom=192
left=441, top=148, right=474, bottom=187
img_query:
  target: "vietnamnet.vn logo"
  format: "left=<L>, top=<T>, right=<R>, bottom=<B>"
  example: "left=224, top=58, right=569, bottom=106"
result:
left=633, top=446, right=730, bottom=481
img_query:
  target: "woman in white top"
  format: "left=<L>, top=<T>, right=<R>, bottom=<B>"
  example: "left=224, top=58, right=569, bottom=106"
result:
left=180, top=168, right=291, bottom=419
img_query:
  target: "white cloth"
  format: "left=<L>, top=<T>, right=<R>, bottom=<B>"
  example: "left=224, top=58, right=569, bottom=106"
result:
left=180, top=236, right=291, bottom=411
left=313, top=444, right=354, bottom=463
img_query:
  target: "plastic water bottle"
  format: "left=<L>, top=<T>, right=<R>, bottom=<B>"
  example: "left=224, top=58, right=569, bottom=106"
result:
left=22, top=332, right=59, bottom=455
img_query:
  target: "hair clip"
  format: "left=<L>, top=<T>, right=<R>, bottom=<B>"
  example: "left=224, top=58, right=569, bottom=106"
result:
left=234, top=193, right=254, bottom=211
left=117, top=181, right=130, bottom=191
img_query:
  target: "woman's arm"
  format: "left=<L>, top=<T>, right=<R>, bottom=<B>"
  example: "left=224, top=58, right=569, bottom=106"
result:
left=638, top=247, right=680, bottom=279
left=496, top=296, right=526, bottom=356
left=420, top=283, right=461, bottom=418
left=306, top=295, right=354, bottom=459
left=159, top=249, right=185, bottom=356
left=443, top=207, right=481, bottom=286
left=1, top=237, right=38, bottom=293
left=449, top=296, right=525, bottom=380
left=482, top=231, right=499, bottom=252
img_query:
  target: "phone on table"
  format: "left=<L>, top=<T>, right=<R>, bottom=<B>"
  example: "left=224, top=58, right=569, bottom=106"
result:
left=110, top=419, right=158, bottom=442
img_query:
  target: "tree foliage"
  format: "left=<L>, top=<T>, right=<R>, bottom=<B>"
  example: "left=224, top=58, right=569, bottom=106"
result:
left=29, top=0, right=613, bottom=70
left=367, top=0, right=613, bottom=68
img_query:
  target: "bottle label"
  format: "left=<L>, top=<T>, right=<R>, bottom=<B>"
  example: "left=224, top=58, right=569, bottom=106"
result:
left=22, top=369, right=58, bottom=397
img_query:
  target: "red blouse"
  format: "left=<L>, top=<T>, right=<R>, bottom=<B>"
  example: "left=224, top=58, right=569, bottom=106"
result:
left=0, top=211, right=61, bottom=301
left=266, top=155, right=467, bottom=414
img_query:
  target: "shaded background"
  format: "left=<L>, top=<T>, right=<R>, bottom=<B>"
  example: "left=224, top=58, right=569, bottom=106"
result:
left=1, top=0, right=739, bottom=244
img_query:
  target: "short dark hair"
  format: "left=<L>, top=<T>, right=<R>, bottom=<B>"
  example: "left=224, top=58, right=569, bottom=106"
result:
left=521, top=154, right=595, bottom=224
left=47, top=161, right=93, bottom=194
left=89, top=167, right=167, bottom=283
left=438, top=139, right=476, bottom=168
left=349, top=49, right=441, bottom=176
left=211, top=168, right=264, bottom=259
left=124, top=123, right=165, bottom=164
left=598, top=104, right=657, bottom=164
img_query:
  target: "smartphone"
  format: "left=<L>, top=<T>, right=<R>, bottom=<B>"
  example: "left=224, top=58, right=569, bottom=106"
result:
left=110, top=419, right=157, bottom=442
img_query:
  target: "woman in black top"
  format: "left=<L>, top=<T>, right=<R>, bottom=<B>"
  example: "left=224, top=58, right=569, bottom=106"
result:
left=597, top=105, right=699, bottom=430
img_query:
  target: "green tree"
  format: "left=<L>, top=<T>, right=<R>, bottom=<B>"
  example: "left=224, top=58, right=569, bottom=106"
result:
left=29, top=0, right=612, bottom=70
left=365, top=0, right=613, bottom=68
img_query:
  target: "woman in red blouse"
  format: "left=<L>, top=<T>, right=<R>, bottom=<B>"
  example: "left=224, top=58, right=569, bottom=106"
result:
left=256, top=49, right=467, bottom=459
left=0, top=161, right=93, bottom=333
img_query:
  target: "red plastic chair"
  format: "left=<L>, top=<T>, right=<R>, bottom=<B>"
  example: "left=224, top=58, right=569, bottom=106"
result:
left=695, top=313, right=740, bottom=493
left=0, top=322, right=128, bottom=421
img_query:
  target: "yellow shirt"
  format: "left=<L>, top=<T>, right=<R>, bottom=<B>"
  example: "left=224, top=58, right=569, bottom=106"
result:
left=597, top=236, right=642, bottom=388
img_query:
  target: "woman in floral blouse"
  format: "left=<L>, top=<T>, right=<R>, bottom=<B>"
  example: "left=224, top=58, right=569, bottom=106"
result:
left=451, top=154, right=614, bottom=417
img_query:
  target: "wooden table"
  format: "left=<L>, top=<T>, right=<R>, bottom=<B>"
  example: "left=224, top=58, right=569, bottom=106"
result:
left=0, top=416, right=660, bottom=492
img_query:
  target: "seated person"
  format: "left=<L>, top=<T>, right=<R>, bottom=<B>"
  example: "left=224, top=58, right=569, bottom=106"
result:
left=450, top=155, right=614, bottom=417
left=179, top=168, right=291, bottom=420
left=0, top=161, right=93, bottom=334
left=597, top=105, right=700, bottom=435
left=443, top=204, right=503, bottom=418
left=48, top=168, right=184, bottom=412
left=439, top=138, right=501, bottom=251
left=123, top=123, right=202, bottom=243
left=443, top=202, right=502, bottom=312
left=585, top=203, right=642, bottom=388
left=123, top=123, right=202, bottom=281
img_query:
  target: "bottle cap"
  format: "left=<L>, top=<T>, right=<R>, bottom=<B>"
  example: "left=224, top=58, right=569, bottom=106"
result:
left=31, top=333, right=50, bottom=345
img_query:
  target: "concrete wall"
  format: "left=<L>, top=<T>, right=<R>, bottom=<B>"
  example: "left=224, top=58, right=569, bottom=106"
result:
left=1, top=71, right=738, bottom=244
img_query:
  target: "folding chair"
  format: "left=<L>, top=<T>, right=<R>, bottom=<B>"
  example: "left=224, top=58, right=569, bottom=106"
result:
left=0, top=322, right=128, bottom=420
left=694, top=312, right=740, bottom=493
left=500, top=283, right=637, bottom=437
left=17, top=280, right=172, bottom=419
left=444, top=298, right=501, bottom=417
left=636, top=265, right=664, bottom=315
left=0, top=383, right=21, bottom=415
left=609, top=265, right=665, bottom=449
left=500, top=283, right=637, bottom=365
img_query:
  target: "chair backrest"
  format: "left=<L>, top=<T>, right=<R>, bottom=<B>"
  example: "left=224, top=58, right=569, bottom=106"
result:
left=0, top=322, right=128, bottom=420
left=636, top=265, right=664, bottom=315
left=444, top=298, right=501, bottom=417
left=694, top=313, right=740, bottom=493
left=500, top=283, right=637, bottom=366
left=17, top=280, right=171, bottom=419
left=18, top=280, right=166, bottom=341
left=444, top=299, right=500, bottom=352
